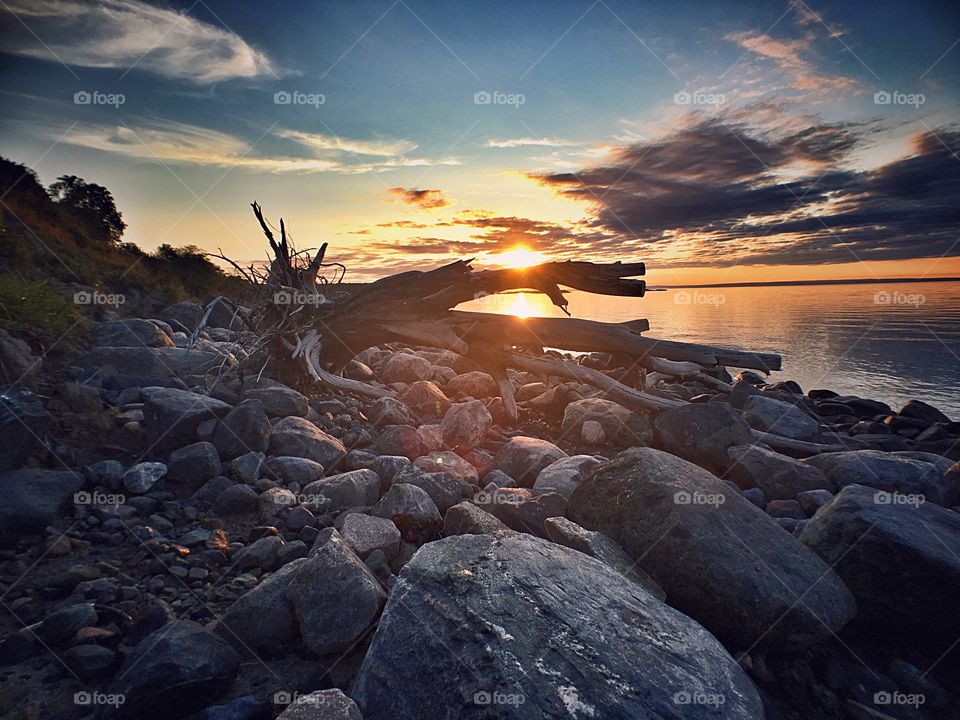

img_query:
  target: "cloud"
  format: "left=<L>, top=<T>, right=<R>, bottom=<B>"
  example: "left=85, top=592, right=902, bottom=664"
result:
left=485, top=137, right=575, bottom=148
left=0, top=0, right=279, bottom=83
left=276, top=129, right=417, bottom=157
left=532, top=115, right=960, bottom=267
left=389, top=187, right=449, bottom=209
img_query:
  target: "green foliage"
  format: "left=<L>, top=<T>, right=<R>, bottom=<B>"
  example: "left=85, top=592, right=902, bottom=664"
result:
left=0, top=275, right=81, bottom=332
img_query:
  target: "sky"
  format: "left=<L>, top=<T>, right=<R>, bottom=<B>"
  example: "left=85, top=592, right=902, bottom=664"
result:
left=1, top=0, right=958, bottom=285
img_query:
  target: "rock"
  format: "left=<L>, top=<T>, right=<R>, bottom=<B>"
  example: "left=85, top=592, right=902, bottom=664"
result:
left=766, top=499, right=805, bottom=519
left=216, top=484, right=260, bottom=516
left=373, top=424, right=422, bottom=459
left=481, top=488, right=567, bottom=538
left=801, top=484, right=960, bottom=656
left=302, top=469, right=380, bottom=511
left=442, top=501, right=514, bottom=537
left=0, top=329, right=38, bottom=385
left=270, top=417, right=346, bottom=469
left=367, top=396, right=416, bottom=427
left=353, top=534, right=763, bottom=719
left=0, top=388, right=51, bottom=471
left=109, top=620, right=240, bottom=719
left=63, top=644, right=115, bottom=679
left=726, top=443, right=832, bottom=500
left=413, top=450, right=479, bottom=485
left=533, top=455, right=600, bottom=497
left=560, top=398, right=650, bottom=445
left=580, top=420, right=605, bottom=444
left=36, top=602, right=97, bottom=644
left=380, top=352, right=432, bottom=384
left=80, top=347, right=225, bottom=378
left=216, top=558, right=305, bottom=656
left=167, top=442, right=221, bottom=490
left=743, top=395, right=820, bottom=441
left=494, top=436, right=567, bottom=487
left=122, top=461, right=167, bottom=494
left=263, top=456, right=324, bottom=486
left=568, top=447, right=855, bottom=650
left=94, top=318, right=173, bottom=348
left=58, top=381, right=103, bottom=413
left=236, top=535, right=284, bottom=571
left=392, top=464, right=471, bottom=513
left=143, top=387, right=232, bottom=453
left=371, top=454, right=410, bottom=484
left=400, top=381, right=452, bottom=419
left=543, top=516, right=665, bottom=599
left=440, top=400, right=492, bottom=450
left=797, top=488, right=834, bottom=515
left=341, top=513, right=401, bottom=560
left=276, top=689, right=362, bottom=720
left=805, top=450, right=950, bottom=505
left=158, top=301, right=204, bottom=330
left=653, top=402, right=753, bottom=475
left=899, top=399, right=951, bottom=425
left=213, top=400, right=272, bottom=459
left=446, top=370, right=498, bottom=398
left=0, top=468, right=83, bottom=544
left=242, top=386, right=308, bottom=417
left=372, top=483, right=442, bottom=544
left=200, top=696, right=271, bottom=720
left=290, top=529, right=386, bottom=655
left=259, top=487, right=297, bottom=520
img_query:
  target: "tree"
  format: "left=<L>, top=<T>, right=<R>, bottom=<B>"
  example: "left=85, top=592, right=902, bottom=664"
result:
left=48, top=175, right=126, bottom=245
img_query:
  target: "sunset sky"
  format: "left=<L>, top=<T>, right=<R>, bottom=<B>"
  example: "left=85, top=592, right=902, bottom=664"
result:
left=1, top=0, right=958, bottom=285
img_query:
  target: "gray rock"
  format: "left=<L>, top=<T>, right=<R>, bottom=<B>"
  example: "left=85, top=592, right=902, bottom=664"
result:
left=158, top=301, right=203, bottom=331
left=801, top=483, right=960, bottom=656
left=533, top=454, right=600, bottom=497
left=726, top=443, right=832, bottom=500
left=0, top=468, right=83, bottom=544
left=36, top=602, right=97, bottom=644
left=270, top=416, right=346, bottom=469
left=236, top=535, right=284, bottom=571
left=399, top=380, right=452, bottom=420
left=0, top=388, right=51, bottom=471
left=242, top=386, right=308, bottom=417
left=379, top=352, right=432, bottom=384
left=94, top=318, right=173, bottom=348
left=122, top=461, right=168, bottom=494
left=367, top=396, right=416, bottom=427
left=413, top=450, right=479, bottom=485
left=277, top=689, right=362, bottom=720
left=485, top=489, right=567, bottom=538
left=341, top=513, right=401, bottom=559
left=569, top=447, right=856, bottom=650
left=167, top=442, right=221, bottom=491
left=79, top=347, right=225, bottom=379
left=58, top=381, right=103, bottom=413
left=653, top=402, right=753, bottom=475
left=899, top=399, right=951, bottom=425
left=215, top=484, right=260, bottom=516
left=561, top=398, right=650, bottom=445
left=743, top=395, right=820, bottom=441
left=85, top=459, right=125, bottom=486
left=302, top=469, right=380, bottom=511
left=446, top=370, right=497, bottom=398
left=0, top=329, right=38, bottom=386
left=544, top=516, right=665, bottom=599
left=264, top=456, right=324, bottom=486
left=372, top=483, right=442, bottom=543
left=289, top=529, right=386, bottom=655
left=442, top=501, right=514, bottom=537
left=805, top=450, right=950, bottom=505
left=143, top=387, right=232, bottom=453
left=109, top=620, right=240, bottom=719
left=440, top=399, right=492, bottom=450
left=392, top=464, right=470, bottom=513
left=371, top=455, right=410, bottom=484
left=494, top=436, right=567, bottom=486
left=373, top=424, right=422, bottom=459
left=353, top=533, right=763, bottom=720
left=229, top=451, right=265, bottom=483
left=797, top=489, right=834, bottom=516
left=63, top=644, right=115, bottom=679
left=212, top=399, right=272, bottom=459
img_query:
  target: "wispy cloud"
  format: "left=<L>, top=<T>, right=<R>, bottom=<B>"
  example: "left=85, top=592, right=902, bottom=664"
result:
left=0, top=0, right=279, bottom=83
left=389, top=187, right=449, bottom=209
left=276, top=129, right=417, bottom=157
left=485, top=137, right=575, bottom=149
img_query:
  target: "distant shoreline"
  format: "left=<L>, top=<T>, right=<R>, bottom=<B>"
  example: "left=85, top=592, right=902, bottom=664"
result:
left=652, top=276, right=960, bottom=290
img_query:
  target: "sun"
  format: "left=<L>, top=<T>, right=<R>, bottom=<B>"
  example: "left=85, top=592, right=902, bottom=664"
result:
left=495, top=246, right=547, bottom=268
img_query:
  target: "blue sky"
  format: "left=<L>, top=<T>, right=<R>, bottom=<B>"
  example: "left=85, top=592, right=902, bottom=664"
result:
left=1, top=0, right=958, bottom=283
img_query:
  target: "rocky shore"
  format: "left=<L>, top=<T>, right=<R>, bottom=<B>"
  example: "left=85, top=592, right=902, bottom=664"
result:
left=1, top=303, right=959, bottom=719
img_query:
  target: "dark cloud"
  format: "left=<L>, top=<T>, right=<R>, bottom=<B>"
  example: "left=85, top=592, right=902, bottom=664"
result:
left=533, top=117, right=960, bottom=267
left=389, top=187, right=448, bottom=209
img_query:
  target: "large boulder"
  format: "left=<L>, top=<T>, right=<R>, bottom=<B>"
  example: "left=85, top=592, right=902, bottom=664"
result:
left=560, top=398, right=650, bottom=446
left=440, top=400, right=491, bottom=450
left=290, top=529, right=386, bottom=655
left=743, top=395, right=820, bottom=441
left=726, top=443, right=832, bottom=500
left=270, top=416, right=346, bottom=469
left=801, top=483, right=960, bottom=656
left=142, top=387, right=232, bottom=454
left=494, top=436, right=567, bottom=487
left=0, top=469, right=83, bottom=545
left=0, top=388, right=51, bottom=471
left=109, top=620, right=240, bottom=719
left=78, top=347, right=225, bottom=378
left=353, top=533, right=763, bottom=719
left=379, top=352, right=432, bottom=384
left=158, top=301, right=204, bottom=331
left=805, top=450, right=950, bottom=505
left=653, top=402, right=753, bottom=475
left=372, top=483, right=442, bottom=544
left=568, top=447, right=855, bottom=650
left=94, top=318, right=173, bottom=348
left=302, top=469, right=380, bottom=512
left=212, top=399, right=272, bottom=459
left=533, top=455, right=600, bottom=498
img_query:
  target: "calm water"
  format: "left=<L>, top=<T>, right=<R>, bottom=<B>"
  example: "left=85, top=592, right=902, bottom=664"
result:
left=463, top=280, right=960, bottom=419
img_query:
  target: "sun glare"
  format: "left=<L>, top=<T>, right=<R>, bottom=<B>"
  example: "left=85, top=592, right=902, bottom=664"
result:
left=495, top=246, right=547, bottom=268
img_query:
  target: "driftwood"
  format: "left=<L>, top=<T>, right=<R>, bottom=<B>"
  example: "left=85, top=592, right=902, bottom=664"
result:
left=230, top=204, right=782, bottom=415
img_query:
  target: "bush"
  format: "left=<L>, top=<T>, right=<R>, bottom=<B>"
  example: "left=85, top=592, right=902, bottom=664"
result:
left=0, top=274, right=82, bottom=332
